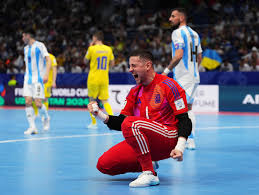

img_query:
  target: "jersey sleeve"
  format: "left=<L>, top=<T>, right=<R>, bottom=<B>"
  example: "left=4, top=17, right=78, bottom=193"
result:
left=40, top=43, right=49, bottom=58
left=85, top=47, right=92, bottom=60
left=50, top=54, right=58, bottom=67
left=162, top=79, right=188, bottom=115
left=172, top=29, right=185, bottom=50
left=120, top=87, right=135, bottom=116
left=109, top=47, right=115, bottom=61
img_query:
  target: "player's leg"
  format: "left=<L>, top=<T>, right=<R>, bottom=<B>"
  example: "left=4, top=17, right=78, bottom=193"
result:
left=185, top=83, right=198, bottom=150
left=33, top=83, right=50, bottom=131
left=43, top=83, right=51, bottom=110
left=87, top=83, right=98, bottom=129
left=99, top=83, right=113, bottom=115
left=97, top=140, right=142, bottom=175
left=32, top=101, right=39, bottom=116
left=121, top=116, right=178, bottom=187
left=23, top=83, right=38, bottom=135
left=41, top=84, right=51, bottom=130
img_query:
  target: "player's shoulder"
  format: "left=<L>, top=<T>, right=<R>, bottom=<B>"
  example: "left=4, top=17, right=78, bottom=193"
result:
left=103, top=44, right=113, bottom=51
left=35, top=41, right=45, bottom=47
left=127, top=84, right=141, bottom=96
left=158, top=75, right=180, bottom=89
left=187, top=26, right=200, bottom=37
left=49, top=53, right=55, bottom=59
left=172, top=27, right=182, bottom=35
left=24, top=45, right=29, bottom=50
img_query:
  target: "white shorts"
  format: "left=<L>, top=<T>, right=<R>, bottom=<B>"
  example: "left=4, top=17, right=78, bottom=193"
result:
left=176, top=80, right=199, bottom=104
left=23, top=82, right=45, bottom=99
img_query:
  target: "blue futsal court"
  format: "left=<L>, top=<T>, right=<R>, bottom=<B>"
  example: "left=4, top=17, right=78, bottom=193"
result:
left=0, top=108, right=259, bottom=195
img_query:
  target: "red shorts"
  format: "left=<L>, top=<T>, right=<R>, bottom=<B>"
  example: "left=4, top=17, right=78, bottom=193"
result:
left=97, top=116, right=178, bottom=175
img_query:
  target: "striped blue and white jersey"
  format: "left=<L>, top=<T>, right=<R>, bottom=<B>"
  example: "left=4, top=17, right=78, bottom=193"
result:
left=24, top=41, right=49, bottom=84
left=171, top=25, right=202, bottom=84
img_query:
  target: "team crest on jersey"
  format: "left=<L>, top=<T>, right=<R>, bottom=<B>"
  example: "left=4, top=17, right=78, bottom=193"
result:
left=155, top=93, right=161, bottom=103
left=150, top=85, right=164, bottom=109
left=174, top=98, right=185, bottom=110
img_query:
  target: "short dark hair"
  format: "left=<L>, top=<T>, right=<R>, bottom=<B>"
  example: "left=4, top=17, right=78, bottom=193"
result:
left=93, top=31, right=104, bottom=41
left=172, top=8, right=187, bottom=20
left=23, top=27, right=36, bottom=37
left=130, top=50, right=154, bottom=62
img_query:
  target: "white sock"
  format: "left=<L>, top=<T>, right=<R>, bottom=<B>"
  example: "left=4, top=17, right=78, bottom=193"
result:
left=25, top=106, right=36, bottom=128
left=188, top=110, right=196, bottom=139
left=39, top=104, right=49, bottom=119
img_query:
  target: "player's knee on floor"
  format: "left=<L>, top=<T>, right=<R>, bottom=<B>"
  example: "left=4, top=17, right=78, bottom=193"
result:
left=96, top=155, right=119, bottom=176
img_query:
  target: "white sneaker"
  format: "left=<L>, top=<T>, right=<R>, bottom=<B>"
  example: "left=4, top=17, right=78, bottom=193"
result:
left=186, top=138, right=196, bottom=150
left=42, top=116, right=50, bottom=131
left=87, top=123, right=98, bottom=129
left=24, top=127, right=38, bottom=135
left=129, top=171, right=159, bottom=187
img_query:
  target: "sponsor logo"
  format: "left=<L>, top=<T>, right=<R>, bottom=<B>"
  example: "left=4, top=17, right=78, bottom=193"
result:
left=136, top=98, right=141, bottom=104
left=242, top=94, right=259, bottom=104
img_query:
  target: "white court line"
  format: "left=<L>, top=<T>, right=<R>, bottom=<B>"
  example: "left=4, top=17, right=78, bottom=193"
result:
left=198, top=125, right=259, bottom=130
left=0, top=125, right=258, bottom=144
left=0, top=132, right=121, bottom=144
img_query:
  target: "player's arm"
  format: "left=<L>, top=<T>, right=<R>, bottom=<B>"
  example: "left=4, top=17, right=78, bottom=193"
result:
left=84, top=58, right=89, bottom=65
left=52, top=65, right=57, bottom=88
left=87, top=101, right=126, bottom=131
left=163, top=49, right=183, bottom=75
left=170, top=113, right=192, bottom=161
left=43, top=56, right=51, bottom=83
left=197, top=52, right=202, bottom=66
left=109, top=59, right=115, bottom=67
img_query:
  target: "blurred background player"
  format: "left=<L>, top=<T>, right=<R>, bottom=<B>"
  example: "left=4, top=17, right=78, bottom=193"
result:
left=32, top=52, right=57, bottom=130
left=84, top=31, right=115, bottom=129
left=162, top=8, right=202, bottom=149
left=22, top=27, right=51, bottom=135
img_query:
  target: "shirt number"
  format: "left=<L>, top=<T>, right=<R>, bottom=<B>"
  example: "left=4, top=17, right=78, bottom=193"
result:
left=190, top=43, right=198, bottom=62
left=97, top=56, right=107, bottom=70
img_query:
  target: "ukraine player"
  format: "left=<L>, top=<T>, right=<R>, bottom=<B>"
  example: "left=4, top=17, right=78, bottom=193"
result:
left=162, top=8, right=203, bottom=149
left=84, top=31, right=115, bottom=129
left=22, top=28, right=51, bottom=135
left=32, top=53, right=57, bottom=130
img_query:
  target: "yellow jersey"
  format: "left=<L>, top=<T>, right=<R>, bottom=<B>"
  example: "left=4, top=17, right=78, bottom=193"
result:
left=46, top=53, right=57, bottom=85
left=85, top=44, right=114, bottom=84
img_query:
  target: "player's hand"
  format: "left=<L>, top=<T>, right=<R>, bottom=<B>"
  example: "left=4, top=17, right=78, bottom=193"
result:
left=52, top=82, right=57, bottom=88
left=90, top=40, right=96, bottom=46
left=161, top=72, right=167, bottom=76
left=87, top=101, right=99, bottom=116
left=170, top=149, right=183, bottom=161
left=43, top=74, right=48, bottom=83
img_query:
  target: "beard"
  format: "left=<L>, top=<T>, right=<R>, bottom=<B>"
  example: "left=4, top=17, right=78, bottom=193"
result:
left=171, top=21, right=180, bottom=30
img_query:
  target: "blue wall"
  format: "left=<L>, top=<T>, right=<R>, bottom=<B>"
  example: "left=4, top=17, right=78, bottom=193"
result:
left=1, top=72, right=259, bottom=86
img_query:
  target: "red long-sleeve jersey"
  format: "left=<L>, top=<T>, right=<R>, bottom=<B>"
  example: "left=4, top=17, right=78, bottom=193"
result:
left=121, top=73, right=188, bottom=128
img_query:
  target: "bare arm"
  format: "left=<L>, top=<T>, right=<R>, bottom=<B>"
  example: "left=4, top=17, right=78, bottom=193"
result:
left=162, top=49, right=183, bottom=75
left=197, top=53, right=202, bottom=66
left=52, top=65, right=57, bottom=88
left=84, top=58, right=89, bottom=65
left=110, top=60, right=115, bottom=67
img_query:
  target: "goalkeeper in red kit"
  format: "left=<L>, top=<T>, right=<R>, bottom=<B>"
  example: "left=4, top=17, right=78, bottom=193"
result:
left=88, top=50, right=192, bottom=187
